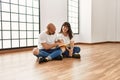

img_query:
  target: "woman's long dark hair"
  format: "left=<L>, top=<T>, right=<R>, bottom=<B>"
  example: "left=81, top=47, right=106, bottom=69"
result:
left=60, top=22, right=73, bottom=40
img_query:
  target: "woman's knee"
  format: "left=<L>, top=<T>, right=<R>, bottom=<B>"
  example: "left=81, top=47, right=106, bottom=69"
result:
left=74, top=47, right=81, bottom=53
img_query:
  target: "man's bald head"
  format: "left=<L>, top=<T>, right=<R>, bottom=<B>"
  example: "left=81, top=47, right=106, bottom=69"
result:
left=47, top=23, right=56, bottom=35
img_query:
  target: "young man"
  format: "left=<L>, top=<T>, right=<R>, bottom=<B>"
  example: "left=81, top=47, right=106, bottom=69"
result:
left=33, top=23, right=65, bottom=63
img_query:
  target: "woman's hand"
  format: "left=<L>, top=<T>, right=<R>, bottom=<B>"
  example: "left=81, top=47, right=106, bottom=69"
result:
left=66, top=47, right=73, bottom=56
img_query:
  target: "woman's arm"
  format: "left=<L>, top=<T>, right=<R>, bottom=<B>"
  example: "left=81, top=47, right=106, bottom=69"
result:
left=66, top=40, right=75, bottom=56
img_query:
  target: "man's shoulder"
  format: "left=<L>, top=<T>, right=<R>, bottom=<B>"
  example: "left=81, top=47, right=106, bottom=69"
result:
left=38, top=31, right=47, bottom=38
left=39, top=31, right=46, bottom=35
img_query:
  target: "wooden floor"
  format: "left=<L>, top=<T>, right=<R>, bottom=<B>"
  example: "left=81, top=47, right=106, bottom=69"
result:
left=0, top=43, right=120, bottom=80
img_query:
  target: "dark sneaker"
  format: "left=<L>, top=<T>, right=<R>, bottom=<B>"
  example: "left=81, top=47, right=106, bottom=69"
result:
left=36, top=57, right=39, bottom=62
left=63, top=55, right=72, bottom=58
left=33, top=54, right=40, bottom=62
left=36, top=57, right=42, bottom=62
left=54, top=55, right=63, bottom=60
left=72, top=54, right=81, bottom=59
left=39, top=58, right=48, bottom=63
left=67, top=56, right=72, bottom=58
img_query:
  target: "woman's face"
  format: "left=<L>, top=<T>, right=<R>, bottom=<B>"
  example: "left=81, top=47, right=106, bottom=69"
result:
left=62, top=26, right=68, bottom=33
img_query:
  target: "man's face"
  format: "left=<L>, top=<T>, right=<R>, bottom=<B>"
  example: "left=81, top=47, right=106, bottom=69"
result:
left=48, top=26, right=56, bottom=35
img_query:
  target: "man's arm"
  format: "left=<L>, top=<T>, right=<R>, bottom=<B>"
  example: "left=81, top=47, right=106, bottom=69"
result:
left=42, top=41, right=66, bottom=50
left=41, top=43, right=57, bottom=50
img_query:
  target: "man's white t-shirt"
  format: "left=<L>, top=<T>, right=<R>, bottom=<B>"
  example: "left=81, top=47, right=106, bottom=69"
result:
left=38, top=31, right=57, bottom=49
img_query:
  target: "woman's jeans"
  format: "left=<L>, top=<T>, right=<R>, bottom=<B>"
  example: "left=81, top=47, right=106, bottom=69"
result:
left=63, top=47, right=80, bottom=57
left=36, top=47, right=62, bottom=60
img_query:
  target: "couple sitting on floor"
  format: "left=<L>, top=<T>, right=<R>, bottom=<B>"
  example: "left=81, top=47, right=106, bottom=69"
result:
left=33, top=22, right=81, bottom=63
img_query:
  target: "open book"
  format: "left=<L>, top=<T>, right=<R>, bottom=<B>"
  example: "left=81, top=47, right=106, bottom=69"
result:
left=59, top=43, right=69, bottom=47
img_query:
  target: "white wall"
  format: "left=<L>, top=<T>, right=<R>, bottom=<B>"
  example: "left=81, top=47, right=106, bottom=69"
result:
left=106, top=0, right=116, bottom=41
left=76, top=0, right=92, bottom=43
left=116, top=0, right=120, bottom=41
left=92, top=0, right=120, bottom=42
left=77, top=0, right=120, bottom=43
left=92, top=0, right=109, bottom=42
left=40, top=0, right=67, bottom=33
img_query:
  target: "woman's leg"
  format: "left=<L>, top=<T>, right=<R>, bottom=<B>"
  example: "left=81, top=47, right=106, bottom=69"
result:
left=72, top=47, right=81, bottom=58
left=62, top=47, right=81, bottom=58
left=73, top=47, right=81, bottom=54
left=62, top=50, right=69, bottom=57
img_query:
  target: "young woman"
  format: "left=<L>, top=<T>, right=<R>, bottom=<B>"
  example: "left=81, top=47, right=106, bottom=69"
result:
left=57, top=22, right=81, bottom=58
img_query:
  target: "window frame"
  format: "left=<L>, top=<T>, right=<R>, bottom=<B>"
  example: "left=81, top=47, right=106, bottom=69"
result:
left=67, top=0, right=80, bottom=34
left=0, top=0, right=40, bottom=50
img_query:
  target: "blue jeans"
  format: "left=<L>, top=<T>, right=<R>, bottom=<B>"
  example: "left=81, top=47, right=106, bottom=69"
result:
left=36, top=47, right=62, bottom=60
left=63, top=47, right=80, bottom=57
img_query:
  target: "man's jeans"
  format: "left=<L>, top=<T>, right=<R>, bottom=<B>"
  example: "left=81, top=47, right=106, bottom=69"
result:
left=37, top=47, right=62, bottom=60
left=63, top=47, right=80, bottom=57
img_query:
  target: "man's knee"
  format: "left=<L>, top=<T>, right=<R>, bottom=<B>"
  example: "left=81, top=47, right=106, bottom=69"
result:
left=33, top=47, right=39, bottom=55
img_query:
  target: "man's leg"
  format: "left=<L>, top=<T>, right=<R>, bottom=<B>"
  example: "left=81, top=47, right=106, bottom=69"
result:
left=53, top=46, right=66, bottom=60
left=38, top=50, right=50, bottom=58
left=33, top=48, right=50, bottom=58
left=33, top=47, right=39, bottom=58
left=38, top=49, right=52, bottom=63
left=39, top=48, right=63, bottom=63
left=33, top=47, right=39, bottom=55
left=36, top=47, right=65, bottom=63
left=33, top=48, right=51, bottom=63
left=46, top=47, right=63, bottom=60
